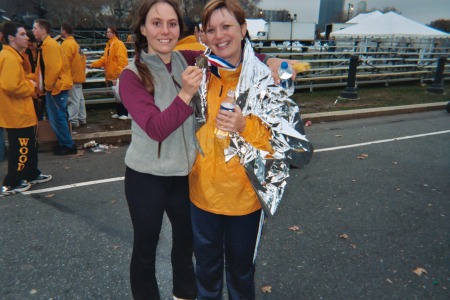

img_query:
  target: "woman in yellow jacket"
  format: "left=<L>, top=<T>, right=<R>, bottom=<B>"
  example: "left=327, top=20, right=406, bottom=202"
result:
left=90, top=27, right=129, bottom=120
left=189, top=0, right=284, bottom=298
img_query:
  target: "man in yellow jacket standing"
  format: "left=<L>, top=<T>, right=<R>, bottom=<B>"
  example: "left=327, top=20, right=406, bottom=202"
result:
left=0, top=22, right=52, bottom=197
left=33, top=19, right=77, bottom=155
left=61, top=23, right=87, bottom=128
left=89, top=27, right=129, bottom=120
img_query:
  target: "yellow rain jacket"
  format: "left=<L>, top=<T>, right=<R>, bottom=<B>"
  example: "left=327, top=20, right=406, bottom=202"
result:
left=35, top=35, right=73, bottom=95
left=189, top=65, right=273, bottom=216
left=0, top=45, right=37, bottom=128
left=174, top=35, right=206, bottom=51
left=91, top=36, right=128, bottom=81
left=61, top=36, right=86, bottom=84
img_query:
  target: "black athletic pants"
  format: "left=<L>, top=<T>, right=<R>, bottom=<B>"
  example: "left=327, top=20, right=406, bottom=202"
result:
left=3, top=126, right=40, bottom=188
left=124, top=167, right=197, bottom=300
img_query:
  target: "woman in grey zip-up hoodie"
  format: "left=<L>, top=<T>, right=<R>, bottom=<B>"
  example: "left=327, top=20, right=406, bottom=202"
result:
left=118, top=0, right=203, bottom=299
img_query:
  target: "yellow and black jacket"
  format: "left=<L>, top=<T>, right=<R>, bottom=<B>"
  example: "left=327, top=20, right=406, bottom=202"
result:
left=91, top=36, right=128, bottom=81
left=35, top=35, right=73, bottom=95
left=61, top=36, right=86, bottom=84
left=0, top=45, right=37, bottom=128
left=189, top=65, right=273, bottom=216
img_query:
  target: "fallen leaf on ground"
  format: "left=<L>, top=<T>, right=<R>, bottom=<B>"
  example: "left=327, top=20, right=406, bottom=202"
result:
left=64, top=166, right=70, bottom=170
left=45, top=194, right=55, bottom=198
left=394, top=187, right=401, bottom=191
left=339, top=234, right=349, bottom=239
left=289, top=225, right=300, bottom=231
left=412, top=267, right=427, bottom=276
left=30, top=289, right=37, bottom=294
left=357, top=154, right=369, bottom=160
left=112, top=245, right=120, bottom=250
left=392, top=162, right=398, bottom=165
left=350, top=244, right=357, bottom=249
left=386, top=278, right=393, bottom=284
left=261, top=285, right=272, bottom=293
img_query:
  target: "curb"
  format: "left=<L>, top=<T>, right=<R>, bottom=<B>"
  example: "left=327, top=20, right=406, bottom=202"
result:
left=301, top=102, right=447, bottom=123
left=40, top=102, right=448, bottom=151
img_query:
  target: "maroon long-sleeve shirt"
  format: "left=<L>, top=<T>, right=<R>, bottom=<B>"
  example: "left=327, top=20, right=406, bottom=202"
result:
left=120, top=50, right=266, bottom=141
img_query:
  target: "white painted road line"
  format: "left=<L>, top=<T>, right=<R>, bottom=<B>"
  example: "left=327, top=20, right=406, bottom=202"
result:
left=315, top=130, right=450, bottom=152
left=22, top=177, right=125, bottom=195
left=21, top=130, right=450, bottom=195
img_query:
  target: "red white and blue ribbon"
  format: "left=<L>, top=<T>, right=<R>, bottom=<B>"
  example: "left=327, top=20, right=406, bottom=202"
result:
left=205, top=54, right=238, bottom=71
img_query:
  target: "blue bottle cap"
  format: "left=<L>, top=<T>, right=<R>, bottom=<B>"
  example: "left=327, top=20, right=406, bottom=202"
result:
left=281, top=61, right=288, bottom=69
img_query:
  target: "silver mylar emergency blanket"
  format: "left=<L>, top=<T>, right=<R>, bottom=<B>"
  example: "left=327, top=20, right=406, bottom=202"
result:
left=197, top=39, right=313, bottom=216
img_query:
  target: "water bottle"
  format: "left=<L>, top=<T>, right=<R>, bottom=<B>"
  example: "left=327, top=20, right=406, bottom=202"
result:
left=278, top=61, right=295, bottom=96
left=215, top=89, right=236, bottom=139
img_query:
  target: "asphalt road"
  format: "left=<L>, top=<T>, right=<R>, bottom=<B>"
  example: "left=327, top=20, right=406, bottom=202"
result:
left=1, top=110, right=449, bottom=300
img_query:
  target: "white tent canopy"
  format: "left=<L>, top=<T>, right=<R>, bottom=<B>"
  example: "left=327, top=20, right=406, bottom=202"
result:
left=246, top=19, right=266, bottom=39
left=331, top=12, right=449, bottom=39
left=346, top=11, right=382, bottom=24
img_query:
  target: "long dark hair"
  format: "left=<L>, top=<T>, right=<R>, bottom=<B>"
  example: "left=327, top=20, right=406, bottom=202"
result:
left=131, top=0, right=184, bottom=94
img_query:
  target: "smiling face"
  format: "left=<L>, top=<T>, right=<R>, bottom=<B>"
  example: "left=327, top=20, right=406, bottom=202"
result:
left=204, top=8, right=246, bottom=66
left=140, top=2, right=180, bottom=63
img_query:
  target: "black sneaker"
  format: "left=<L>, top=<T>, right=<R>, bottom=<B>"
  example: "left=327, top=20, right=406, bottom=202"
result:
left=53, top=145, right=78, bottom=156
left=52, top=145, right=64, bottom=154
left=28, top=174, right=52, bottom=185
left=1, top=181, right=32, bottom=197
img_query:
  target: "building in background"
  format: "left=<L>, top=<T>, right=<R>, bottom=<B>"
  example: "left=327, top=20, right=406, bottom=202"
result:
left=258, top=0, right=348, bottom=33
left=257, top=0, right=320, bottom=24
left=356, top=1, right=368, bottom=14
left=318, top=0, right=345, bottom=32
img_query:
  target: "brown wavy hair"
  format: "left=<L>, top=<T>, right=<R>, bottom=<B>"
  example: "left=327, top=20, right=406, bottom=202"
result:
left=107, top=27, right=119, bottom=37
left=131, top=0, right=184, bottom=94
left=201, top=0, right=246, bottom=33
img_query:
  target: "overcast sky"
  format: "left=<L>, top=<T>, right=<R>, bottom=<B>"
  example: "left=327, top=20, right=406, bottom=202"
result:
left=258, top=0, right=450, bottom=24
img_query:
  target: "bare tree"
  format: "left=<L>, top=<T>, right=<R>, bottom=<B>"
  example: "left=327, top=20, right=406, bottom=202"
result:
left=2, top=0, right=262, bottom=30
left=429, top=19, right=450, bottom=33
left=180, top=0, right=262, bottom=28
left=367, top=6, right=401, bottom=14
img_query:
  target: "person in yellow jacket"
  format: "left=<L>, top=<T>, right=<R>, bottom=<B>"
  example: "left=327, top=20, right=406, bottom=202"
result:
left=188, top=0, right=279, bottom=298
left=174, top=23, right=206, bottom=51
left=89, top=27, right=129, bottom=120
left=0, top=22, right=52, bottom=196
left=61, top=23, right=87, bottom=128
left=0, top=24, right=5, bottom=162
left=21, top=30, right=44, bottom=120
left=32, top=19, right=77, bottom=156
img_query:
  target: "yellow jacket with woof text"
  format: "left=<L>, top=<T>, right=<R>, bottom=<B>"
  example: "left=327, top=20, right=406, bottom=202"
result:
left=61, top=36, right=86, bottom=84
left=91, top=36, right=128, bottom=81
left=35, top=35, right=73, bottom=95
left=0, top=45, right=37, bottom=128
left=189, top=65, right=274, bottom=216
